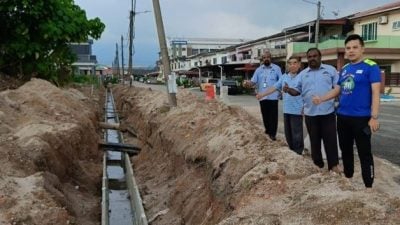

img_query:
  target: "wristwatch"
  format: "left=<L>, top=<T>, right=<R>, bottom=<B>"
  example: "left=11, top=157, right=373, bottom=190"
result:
left=371, top=114, right=378, bottom=120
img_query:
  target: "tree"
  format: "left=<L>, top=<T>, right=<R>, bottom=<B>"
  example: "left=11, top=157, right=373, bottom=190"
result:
left=0, top=0, right=105, bottom=84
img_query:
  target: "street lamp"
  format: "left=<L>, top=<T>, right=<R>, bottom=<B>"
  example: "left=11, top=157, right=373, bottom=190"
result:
left=302, top=0, right=321, bottom=48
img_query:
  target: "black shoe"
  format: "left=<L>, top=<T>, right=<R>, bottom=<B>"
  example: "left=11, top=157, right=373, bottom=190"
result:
left=269, top=135, right=277, bottom=141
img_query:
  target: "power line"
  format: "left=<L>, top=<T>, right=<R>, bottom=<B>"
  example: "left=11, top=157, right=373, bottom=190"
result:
left=127, top=0, right=150, bottom=75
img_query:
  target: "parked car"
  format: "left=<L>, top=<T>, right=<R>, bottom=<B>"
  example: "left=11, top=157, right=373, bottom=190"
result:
left=221, top=79, right=243, bottom=95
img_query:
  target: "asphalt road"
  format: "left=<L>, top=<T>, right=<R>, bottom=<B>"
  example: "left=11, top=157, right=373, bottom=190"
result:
left=372, top=102, right=400, bottom=165
left=133, top=82, right=400, bottom=166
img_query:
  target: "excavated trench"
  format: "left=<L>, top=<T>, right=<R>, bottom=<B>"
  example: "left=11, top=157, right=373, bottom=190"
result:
left=0, top=80, right=149, bottom=225
left=112, top=86, right=234, bottom=225
left=3, top=80, right=400, bottom=225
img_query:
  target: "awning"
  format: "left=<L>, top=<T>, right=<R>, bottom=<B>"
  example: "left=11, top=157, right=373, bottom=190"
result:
left=234, top=63, right=257, bottom=71
left=177, top=70, right=200, bottom=75
left=237, top=48, right=251, bottom=53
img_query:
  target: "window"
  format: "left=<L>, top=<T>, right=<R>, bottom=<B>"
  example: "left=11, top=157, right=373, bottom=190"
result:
left=221, top=56, right=227, bottom=64
left=213, top=58, right=217, bottom=64
left=362, top=22, right=377, bottom=41
left=192, top=49, right=199, bottom=55
left=393, top=21, right=400, bottom=30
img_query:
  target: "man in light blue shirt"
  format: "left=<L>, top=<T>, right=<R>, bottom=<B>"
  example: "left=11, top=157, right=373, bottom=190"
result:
left=244, top=51, right=282, bottom=141
left=256, top=56, right=304, bottom=154
left=284, top=48, right=340, bottom=172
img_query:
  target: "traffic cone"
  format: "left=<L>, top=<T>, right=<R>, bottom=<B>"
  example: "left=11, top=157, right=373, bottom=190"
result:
left=205, top=84, right=215, bottom=100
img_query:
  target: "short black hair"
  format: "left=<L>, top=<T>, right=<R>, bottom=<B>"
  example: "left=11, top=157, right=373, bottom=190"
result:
left=288, top=55, right=301, bottom=62
left=306, top=47, right=321, bottom=57
left=345, top=34, right=365, bottom=46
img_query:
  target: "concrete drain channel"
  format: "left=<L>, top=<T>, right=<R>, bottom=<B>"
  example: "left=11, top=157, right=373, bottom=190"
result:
left=100, top=88, right=148, bottom=225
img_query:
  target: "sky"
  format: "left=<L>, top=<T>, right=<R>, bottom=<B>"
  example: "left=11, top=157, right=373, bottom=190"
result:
left=74, top=0, right=397, bottom=67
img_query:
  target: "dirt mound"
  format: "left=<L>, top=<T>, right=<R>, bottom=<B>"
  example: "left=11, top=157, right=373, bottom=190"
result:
left=0, top=79, right=103, bottom=225
left=114, top=85, right=400, bottom=225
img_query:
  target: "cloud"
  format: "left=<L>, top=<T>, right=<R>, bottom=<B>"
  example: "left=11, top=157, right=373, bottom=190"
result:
left=165, top=11, right=278, bottom=39
left=74, top=0, right=397, bottom=66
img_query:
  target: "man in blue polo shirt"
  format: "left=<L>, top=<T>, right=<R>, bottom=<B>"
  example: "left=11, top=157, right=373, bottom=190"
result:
left=244, top=50, right=282, bottom=141
left=312, top=34, right=381, bottom=190
left=284, top=48, right=340, bottom=173
left=256, top=56, right=304, bottom=154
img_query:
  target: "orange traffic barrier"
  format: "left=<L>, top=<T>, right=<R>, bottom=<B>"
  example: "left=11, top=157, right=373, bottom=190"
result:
left=205, top=84, right=215, bottom=100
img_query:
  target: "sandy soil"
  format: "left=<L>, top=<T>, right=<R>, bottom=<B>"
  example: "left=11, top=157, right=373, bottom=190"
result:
left=0, top=79, right=103, bottom=225
left=113, top=84, right=400, bottom=225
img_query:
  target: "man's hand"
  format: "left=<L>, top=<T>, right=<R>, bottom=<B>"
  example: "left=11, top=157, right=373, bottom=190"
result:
left=369, top=118, right=380, bottom=133
left=282, top=82, right=289, bottom=93
left=256, top=93, right=263, bottom=100
left=242, top=80, right=253, bottom=88
left=312, top=95, right=322, bottom=105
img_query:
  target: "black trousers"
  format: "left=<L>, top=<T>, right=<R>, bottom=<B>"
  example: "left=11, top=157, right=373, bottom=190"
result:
left=337, top=115, right=374, bottom=187
left=259, top=99, right=278, bottom=137
left=283, top=113, right=304, bottom=155
left=304, top=113, right=339, bottom=170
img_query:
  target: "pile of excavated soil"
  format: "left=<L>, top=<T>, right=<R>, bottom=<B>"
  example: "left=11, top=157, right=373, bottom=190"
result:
left=0, top=79, right=103, bottom=225
left=114, top=85, right=400, bottom=225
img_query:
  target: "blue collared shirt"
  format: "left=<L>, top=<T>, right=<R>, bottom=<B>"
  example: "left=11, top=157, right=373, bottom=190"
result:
left=293, top=64, right=338, bottom=116
left=251, top=63, right=282, bottom=100
left=273, top=73, right=303, bottom=115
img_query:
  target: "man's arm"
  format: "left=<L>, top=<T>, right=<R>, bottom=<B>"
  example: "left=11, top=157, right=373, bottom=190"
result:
left=256, top=76, right=283, bottom=99
left=256, top=86, right=277, bottom=99
left=242, top=80, right=255, bottom=88
left=282, top=82, right=300, bottom=96
left=312, top=85, right=340, bottom=105
left=369, top=82, right=381, bottom=132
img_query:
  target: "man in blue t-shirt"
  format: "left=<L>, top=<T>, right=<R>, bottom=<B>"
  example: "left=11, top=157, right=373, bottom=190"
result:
left=312, top=34, right=381, bottom=190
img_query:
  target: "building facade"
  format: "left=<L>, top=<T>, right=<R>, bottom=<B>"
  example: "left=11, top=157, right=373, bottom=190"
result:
left=69, top=40, right=98, bottom=75
left=159, top=2, right=400, bottom=87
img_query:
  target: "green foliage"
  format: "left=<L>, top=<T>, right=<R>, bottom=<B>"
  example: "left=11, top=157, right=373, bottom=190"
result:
left=0, top=0, right=105, bottom=83
left=102, top=76, right=118, bottom=87
left=176, top=77, right=192, bottom=88
left=176, top=78, right=182, bottom=86
left=72, top=74, right=98, bottom=85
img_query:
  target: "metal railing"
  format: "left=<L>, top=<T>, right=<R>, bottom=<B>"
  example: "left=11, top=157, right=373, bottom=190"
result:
left=290, top=35, right=400, bottom=54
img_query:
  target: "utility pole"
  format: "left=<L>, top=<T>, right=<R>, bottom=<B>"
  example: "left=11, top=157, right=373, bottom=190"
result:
left=115, top=43, right=120, bottom=76
left=127, top=0, right=150, bottom=80
left=127, top=0, right=136, bottom=77
left=121, top=35, right=125, bottom=83
left=152, top=0, right=177, bottom=106
left=316, top=1, right=321, bottom=48
left=302, top=0, right=321, bottom=48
